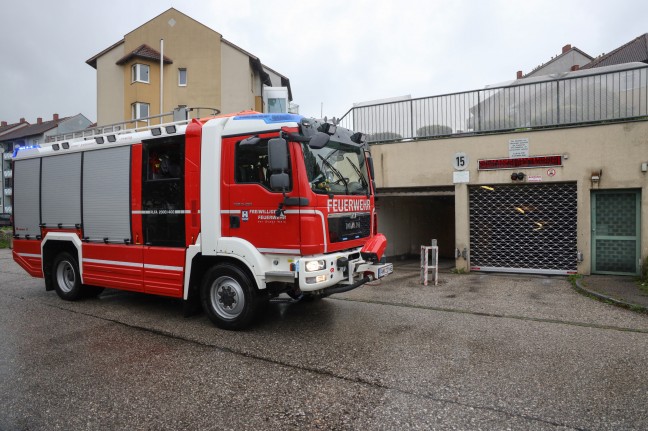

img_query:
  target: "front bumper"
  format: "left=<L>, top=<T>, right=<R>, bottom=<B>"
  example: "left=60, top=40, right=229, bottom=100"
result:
left=297, top=249, right=393, bottom=293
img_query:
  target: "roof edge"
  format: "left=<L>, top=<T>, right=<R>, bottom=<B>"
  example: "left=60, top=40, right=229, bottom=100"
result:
left=86, top=39, right=125, bottom=69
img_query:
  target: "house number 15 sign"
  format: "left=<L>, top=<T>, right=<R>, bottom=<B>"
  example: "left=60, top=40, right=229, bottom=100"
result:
left=453, top=152, right=469, bottom=171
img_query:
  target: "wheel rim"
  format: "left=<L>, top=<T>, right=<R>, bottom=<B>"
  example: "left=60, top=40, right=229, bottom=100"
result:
left=56, top=260, right=76, bottom=293
left=209, top=275, right=245, bottom=320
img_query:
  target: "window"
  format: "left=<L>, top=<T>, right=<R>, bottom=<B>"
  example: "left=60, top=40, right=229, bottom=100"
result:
left=178, top=68, right=187, bottom=86
left=131, top=63, right=150, bottom=83
left=235, top=138, right=290, bottom=191
left=132, top=102, right=150, bottom=122
left=268, top=97, right=287, bottom=113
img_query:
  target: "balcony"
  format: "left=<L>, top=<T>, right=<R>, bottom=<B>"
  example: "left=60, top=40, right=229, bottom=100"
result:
left=3, top=206, right=11, bottom=214
left=3, top=170, right=11, bottom=178
left=4, top=188, right=12, bottom=196
left=3, top=152, right=12, bottom=160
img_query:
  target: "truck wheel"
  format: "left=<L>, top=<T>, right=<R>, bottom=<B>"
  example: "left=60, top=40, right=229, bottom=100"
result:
left=200, top=263, right=259, bottom=330
left=52, top=252, right=82, bottom=301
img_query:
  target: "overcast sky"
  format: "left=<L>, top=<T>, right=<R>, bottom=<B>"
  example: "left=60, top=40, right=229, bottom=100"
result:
left=2, top=0, right=648, bottom=124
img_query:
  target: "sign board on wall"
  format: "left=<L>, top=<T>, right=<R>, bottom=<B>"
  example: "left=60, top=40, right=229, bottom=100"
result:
left=509, top=138, right=529, bottom=158
left=453, top=171, right=469, bottom=183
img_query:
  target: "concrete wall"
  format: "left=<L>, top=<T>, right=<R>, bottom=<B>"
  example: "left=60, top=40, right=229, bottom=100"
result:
left=221, top=43, right=255, bottom=113
left=96, top=44, right=124, bottom=126
left=370, top=120, right=648, bottom=274
left=264, top=68, right=283, bottom=87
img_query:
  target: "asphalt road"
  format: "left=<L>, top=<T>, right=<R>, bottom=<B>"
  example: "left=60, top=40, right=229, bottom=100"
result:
left=1, top=249, right=647, bottom=430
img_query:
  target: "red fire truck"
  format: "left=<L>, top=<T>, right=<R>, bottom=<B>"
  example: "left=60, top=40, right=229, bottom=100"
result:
left=11, top=111, right=392, bottom=329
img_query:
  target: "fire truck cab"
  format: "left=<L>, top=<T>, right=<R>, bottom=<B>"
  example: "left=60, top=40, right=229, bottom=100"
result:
left=11, top=111, right=392, bottom=329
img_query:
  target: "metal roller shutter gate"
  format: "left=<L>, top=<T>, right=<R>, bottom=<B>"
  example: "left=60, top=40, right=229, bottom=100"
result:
left=469, top=182, right=577, bottom=275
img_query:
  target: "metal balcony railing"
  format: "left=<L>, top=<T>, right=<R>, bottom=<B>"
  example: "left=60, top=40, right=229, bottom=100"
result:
left=3, top=153, right=12, bottom=160
left=3, top=170, right=11, bottom=178
left=4, top=188, right=12, bottom=196
left=338, top=64, right=648, bottom=143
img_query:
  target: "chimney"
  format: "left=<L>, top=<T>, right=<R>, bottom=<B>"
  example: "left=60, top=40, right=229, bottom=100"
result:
left=516, top=70, right=523, bottom=79
left=37, top=117, right=43, bottom=124
left=1, top=121, right=6, bottom=127
left=562, top=44, right=572, bottom=54
left=20, top=117, right=26, bottom=123
left=53, top=113, right=59, bottom=121
left=571, top=65, right=580, bottom=72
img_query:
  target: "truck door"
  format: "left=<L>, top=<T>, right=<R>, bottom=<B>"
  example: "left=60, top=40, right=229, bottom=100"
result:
left=224, top=136, right=301, bottom=254
left=140, top=136, right=186, bottom=297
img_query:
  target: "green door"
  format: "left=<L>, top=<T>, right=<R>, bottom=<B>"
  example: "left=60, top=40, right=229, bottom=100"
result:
left=591, top=190, right=641, bottom=275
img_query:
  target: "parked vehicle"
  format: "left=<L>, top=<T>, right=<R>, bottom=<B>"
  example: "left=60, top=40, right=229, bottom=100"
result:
left=11, top=111, right=392, bottom=329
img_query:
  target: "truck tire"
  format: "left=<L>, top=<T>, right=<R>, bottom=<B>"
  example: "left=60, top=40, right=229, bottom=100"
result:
left=52, top=252, right=83, bottom=301
left=200, top=263, right=259, bottom=330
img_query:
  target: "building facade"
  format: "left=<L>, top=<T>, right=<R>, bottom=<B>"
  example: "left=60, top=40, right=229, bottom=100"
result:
left=372, top=119, right=648, bottom=276
left=341, top=34, right=648, bottom=276
left=86, top=8, right=292, bottom=126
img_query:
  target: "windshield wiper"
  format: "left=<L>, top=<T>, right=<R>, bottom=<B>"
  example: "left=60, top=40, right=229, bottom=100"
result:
left=318, top=154, right=348, bottom=194
left=346, top=158, right=369, bottom=195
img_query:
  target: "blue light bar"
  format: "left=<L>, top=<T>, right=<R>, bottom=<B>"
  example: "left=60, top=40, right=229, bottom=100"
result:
left=233, top=113, right=303, bottom=124
left=13, top=144, right=41, bottom=157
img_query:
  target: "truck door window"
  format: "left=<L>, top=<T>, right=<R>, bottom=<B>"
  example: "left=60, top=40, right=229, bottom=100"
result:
left=235, top=139, right=291, bottom=191
left=142, top=136, right=185, bottom=246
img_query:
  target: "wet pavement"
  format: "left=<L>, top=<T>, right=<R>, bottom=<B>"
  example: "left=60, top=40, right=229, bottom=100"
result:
left=1, top=249, right=648, bottom=430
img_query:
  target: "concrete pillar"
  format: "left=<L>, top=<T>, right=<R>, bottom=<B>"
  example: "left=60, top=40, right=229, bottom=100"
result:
left=454, top=183, right=470, bottom=271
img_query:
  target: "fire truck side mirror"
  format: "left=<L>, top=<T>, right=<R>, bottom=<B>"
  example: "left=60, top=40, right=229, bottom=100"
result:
left=268, top=138, right=289, bottom=172
left=268, top=138, right=290, bottom=192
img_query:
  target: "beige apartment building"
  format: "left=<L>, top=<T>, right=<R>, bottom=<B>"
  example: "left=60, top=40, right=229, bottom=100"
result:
left=86, top=8, right=291, bottom=126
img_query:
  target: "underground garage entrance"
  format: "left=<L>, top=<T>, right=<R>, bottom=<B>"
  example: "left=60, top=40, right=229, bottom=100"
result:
left=377, top=188, right=455, bottom=261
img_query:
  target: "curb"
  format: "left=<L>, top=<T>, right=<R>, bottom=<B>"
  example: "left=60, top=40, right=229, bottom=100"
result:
left=573, top=277, right=648, bottom=314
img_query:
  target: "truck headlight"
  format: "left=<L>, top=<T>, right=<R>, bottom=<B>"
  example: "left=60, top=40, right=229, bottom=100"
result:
left=305, top=260, right=326, bottom=272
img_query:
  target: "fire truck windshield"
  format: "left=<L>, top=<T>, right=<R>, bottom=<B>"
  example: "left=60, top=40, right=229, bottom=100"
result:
left=301, top=141, right=369, bottom=196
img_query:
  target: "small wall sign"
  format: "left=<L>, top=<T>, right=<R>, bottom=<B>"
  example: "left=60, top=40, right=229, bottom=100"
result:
left=509, top=138, right=529, bottom=158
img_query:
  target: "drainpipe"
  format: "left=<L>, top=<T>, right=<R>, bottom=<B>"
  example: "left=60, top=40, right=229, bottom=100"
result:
left=160, top=39, right=164, bottom=124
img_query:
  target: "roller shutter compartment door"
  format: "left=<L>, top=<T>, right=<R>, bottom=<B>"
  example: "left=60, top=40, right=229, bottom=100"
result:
left=83, top=147, right=131, bottom=242
left=13, top=158, right=41, bottom=237
left=469, top=183, right=577, bottom=274
left=41, top=153, right=82, bottom=228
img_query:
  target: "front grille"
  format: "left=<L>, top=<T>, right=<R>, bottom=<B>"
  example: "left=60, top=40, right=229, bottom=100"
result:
left=328, top=213, right=371, bottom=243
